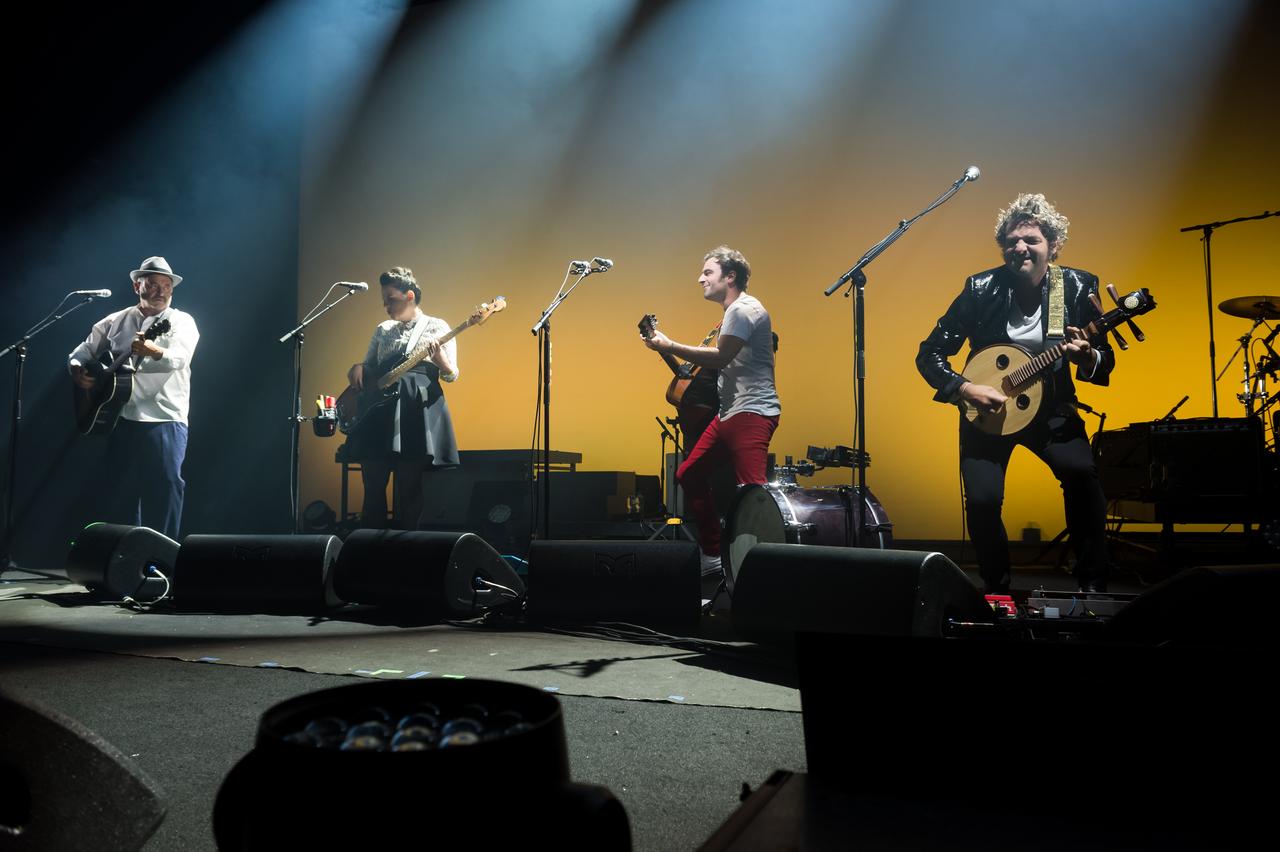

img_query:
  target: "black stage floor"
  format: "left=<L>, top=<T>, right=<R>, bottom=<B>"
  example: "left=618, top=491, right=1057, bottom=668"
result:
left=0, top=550, right=1268, bottom=850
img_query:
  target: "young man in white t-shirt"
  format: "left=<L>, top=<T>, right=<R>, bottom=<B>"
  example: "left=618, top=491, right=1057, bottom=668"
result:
left=642, top=246, right=781, bottom=576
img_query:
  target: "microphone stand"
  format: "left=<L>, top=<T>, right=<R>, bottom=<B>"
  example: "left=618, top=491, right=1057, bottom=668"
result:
left=279, top=286, right=362, bottom=534
left=531, top=264, right=599, bottom=541
left=822, top=173, right=977, bottom=547
left=1, top=292, right=105, bottom=574
left=1179, top=209, right=1279, bottom=418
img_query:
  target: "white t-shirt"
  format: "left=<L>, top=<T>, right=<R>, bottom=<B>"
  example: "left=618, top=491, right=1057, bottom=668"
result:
left=718, top=293, right=780, bottom=419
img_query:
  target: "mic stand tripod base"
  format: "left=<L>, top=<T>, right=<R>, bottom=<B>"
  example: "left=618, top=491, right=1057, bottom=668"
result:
left=645, top=516, right=694, bottom=542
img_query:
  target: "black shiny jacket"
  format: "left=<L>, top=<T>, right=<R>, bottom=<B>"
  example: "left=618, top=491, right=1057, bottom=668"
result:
left=916, top=265, right=1115, bottom=405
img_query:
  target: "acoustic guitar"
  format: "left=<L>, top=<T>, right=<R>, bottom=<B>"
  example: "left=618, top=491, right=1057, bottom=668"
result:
left=337, top=297, right=506, bottom=435
left=638, top=314, right=720, bottom=438
left=959, top=287, right=1156, bottom=436
left=73, top=318, right=172, bottom=436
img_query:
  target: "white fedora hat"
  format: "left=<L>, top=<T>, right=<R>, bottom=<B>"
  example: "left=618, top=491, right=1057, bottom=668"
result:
left=130, top=256, right=183, bottom=286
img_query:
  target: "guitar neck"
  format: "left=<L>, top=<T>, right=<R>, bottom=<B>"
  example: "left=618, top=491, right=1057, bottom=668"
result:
left=658, top=351, right=683, bottom=376
left=1002, top=319, right=1104, bottom=391
left=376, top=315, right=476, bottom=389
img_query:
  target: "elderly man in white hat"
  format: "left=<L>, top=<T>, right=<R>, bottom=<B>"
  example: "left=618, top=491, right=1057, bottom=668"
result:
left=68, top=256, right=200, bottom=539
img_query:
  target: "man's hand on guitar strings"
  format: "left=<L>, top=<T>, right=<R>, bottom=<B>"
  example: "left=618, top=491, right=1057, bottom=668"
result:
left=643, top=330, right=671, bottom=353
left=1062, top=325, right=1094, bottom=366
left=960, top=381, right=1007, bottom=413
left=347, top=363, right=365, bottom=391
left=70, top=365, right=95, bottom=389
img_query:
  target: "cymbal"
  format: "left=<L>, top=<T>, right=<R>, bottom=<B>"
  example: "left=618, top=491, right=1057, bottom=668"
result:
left=1218, top=295, right=1280, bottom=320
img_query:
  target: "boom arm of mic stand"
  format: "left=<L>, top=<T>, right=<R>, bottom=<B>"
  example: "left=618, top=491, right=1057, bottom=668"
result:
left=823, top=176, right=970, bottom=297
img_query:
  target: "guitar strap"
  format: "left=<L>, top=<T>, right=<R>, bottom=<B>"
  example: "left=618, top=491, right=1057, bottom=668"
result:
left=404, top=311, right=431, bottom=355
left=1046, top=264, right=1066, bottom=340
left=700, top=323, right=721, bottom=347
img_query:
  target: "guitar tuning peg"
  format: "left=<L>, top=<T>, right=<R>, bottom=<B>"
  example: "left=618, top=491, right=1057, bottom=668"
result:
left=1090, top=291, right=1129, bottom=349
left=1107, top=283, right=1146, bottom=342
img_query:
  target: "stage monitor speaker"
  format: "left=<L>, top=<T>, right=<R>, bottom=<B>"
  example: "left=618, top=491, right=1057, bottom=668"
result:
left=732, top=544, right=993, bottom=640
left=525, top=540, right=700, bottom=634
left=65, top=523, right=178, bottom=602
left=333, top=529, right=525, bottom=619
left=0, top=690, right=166, bottom=851
left=1107, top=563, right=1280, bottom=648
left=173, top=534, right=342, bottom=614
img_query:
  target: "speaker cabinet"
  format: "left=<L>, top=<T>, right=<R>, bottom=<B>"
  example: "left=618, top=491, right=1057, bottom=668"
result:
left=525, top=540, right=700, bottom=633
left=173, top=534, right=342, bottom=613
left=65, top=523, right=178, bottom=601
left=0, top=690, right=166, bottom=851
left=333, top=529, right=524, bottom=619
left=1107, top=563, right=1280, bottom=647
left=732, top=544, right=993, bottom=640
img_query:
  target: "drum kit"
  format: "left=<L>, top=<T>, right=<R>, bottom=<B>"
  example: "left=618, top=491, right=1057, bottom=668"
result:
left=1218, top=295, right=1280, bottom=432
left=719, top=444, right=893, bottom=595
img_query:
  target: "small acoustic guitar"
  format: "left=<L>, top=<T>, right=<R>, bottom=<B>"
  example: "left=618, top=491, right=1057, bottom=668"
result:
left=959, top=287, right=1156, bottom=436
left=638, top=314, right=720, bottom=437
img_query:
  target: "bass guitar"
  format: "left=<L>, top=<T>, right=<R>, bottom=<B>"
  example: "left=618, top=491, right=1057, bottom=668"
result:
left=337, top=297, right=506, bottom=435
left=73, top=318, right=172, bottom=436
left=959, top=287, right=1156, bottom=436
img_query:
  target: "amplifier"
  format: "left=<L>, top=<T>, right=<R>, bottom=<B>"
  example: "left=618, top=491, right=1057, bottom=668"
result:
left=1094, top=417, right=1269, bottom=522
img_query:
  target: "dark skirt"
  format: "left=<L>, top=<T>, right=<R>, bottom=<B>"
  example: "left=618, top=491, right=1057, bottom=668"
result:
left=345, top=366, right=458, bottom=467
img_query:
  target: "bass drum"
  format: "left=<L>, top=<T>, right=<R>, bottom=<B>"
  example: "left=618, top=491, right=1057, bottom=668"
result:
left=723, top=484, right=893, bottom=592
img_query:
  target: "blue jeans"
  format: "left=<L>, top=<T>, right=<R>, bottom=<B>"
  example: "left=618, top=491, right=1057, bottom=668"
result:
left=106, top=419, right=187, bottom=540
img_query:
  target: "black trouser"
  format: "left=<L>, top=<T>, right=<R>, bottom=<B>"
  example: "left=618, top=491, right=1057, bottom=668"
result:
left=359, top=458, right=429, bottom=530
left=960, top=410, right=1108, bottom=591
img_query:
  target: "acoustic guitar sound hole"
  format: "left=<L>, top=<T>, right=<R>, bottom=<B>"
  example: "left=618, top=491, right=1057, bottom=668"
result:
left=1015, top=394, right=1030, bottom=411
left=995, top=354, right=1010, bottom=370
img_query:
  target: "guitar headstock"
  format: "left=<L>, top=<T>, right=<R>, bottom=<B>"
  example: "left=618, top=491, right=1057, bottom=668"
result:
left=638, top=314, right=658, bottom=339
left=471, top=297, right=507, bottom=324
left=1091, top=287, right=1156, bottom=351
left=147, top=319, right=172, bottom=340
left=1110, top=288, right=1156, bottom=318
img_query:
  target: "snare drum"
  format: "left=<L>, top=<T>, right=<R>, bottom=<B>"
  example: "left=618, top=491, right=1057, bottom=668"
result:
left=723, top=484, right=892, bottom=591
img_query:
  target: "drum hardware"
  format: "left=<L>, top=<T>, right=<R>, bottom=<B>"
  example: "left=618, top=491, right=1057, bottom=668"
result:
left=770, top=446, right=872, bottom=488
left=1217, top=304, right=1280, bottom=450
left=721, top=483, right=893, bottom=597
left=805, top=445, right=870, bottom=469
left=647, top=416, right=695, bottom=543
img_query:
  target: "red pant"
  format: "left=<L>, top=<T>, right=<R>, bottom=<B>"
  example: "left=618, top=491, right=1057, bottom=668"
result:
left=677, top=412, right=779, bottom=556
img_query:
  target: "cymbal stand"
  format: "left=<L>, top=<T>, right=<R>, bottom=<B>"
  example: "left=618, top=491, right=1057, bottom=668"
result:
left=1180, top=209, right=1280, bottom=417
left=1216, top=319, right=1264, bottom=417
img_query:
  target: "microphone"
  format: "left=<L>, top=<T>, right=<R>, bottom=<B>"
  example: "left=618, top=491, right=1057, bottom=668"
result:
left=569, top=260, right=591, bottom=274
left=955, top=166, right=981, bottom=186
left=73, top=289, right=112, bottom=298
left=591, top=257, right=614, bottom=271
left=337, top=281, right=368, bottom=291
left=1074, top=400, right=1095, bottom=414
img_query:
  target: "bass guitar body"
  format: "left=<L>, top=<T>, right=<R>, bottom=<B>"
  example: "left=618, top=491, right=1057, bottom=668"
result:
left=958, top=343, right=1047, bottom=436
left=335, top=359, right=406, bottom=436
